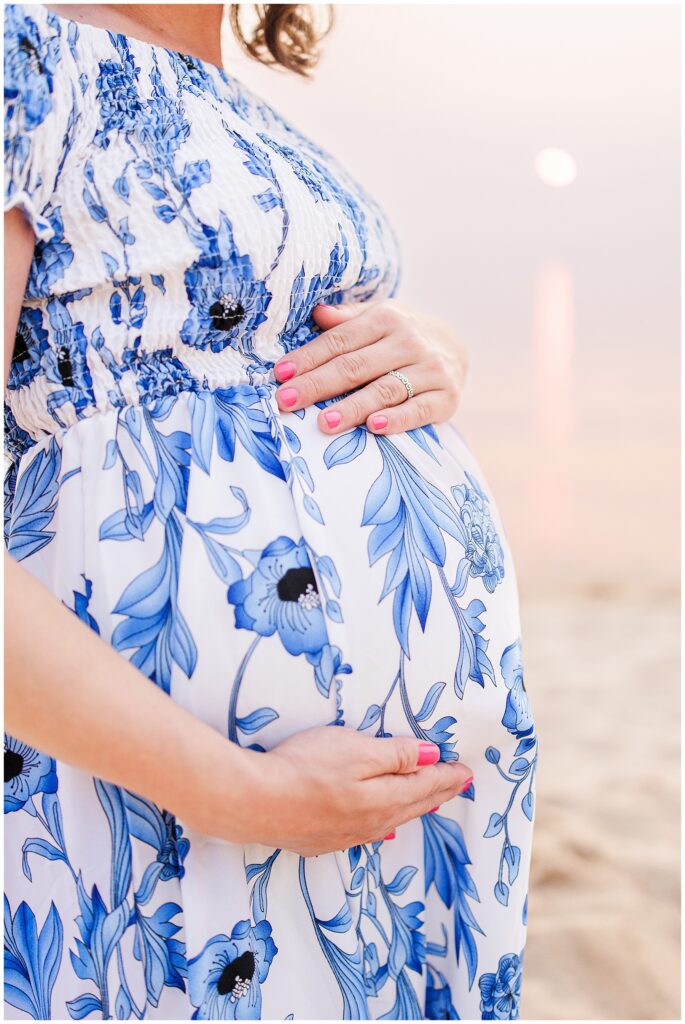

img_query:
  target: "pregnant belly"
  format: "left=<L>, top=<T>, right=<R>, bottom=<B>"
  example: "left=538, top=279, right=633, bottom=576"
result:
left=5, top=389, right=532, bottom=770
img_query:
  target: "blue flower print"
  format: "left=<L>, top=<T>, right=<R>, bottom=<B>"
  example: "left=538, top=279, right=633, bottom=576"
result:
left=26, top=207, right=74, bottom=297
left=138, top=63, right=190, bottom=163
left=187, top=920, right=277, bottom=1020
left=180, top=214, right=271, bottom=353
left=157, top=810, right=191, bottom=881
left=500, top=641, right=534, bottom=739
left=68, top=878, right=130, bottom=1017
left=422, top=812, right=483, bottom=988
left=43, top=297, right=95, bottom=425
left=4, top=736, right=58, bottom=814
left=93, top=47, right=141, bottom=148
left=4, top=404, right=33, bottom=464
left=228, top=537, right=328, bottom=659
left=426, top=973, right=460, bottom=1019
left=278, top=239, right=350, bottom=355
left=168, top=50, right=220, bottom=101
left=8, top=306, right=49, bottom=391
left=451, top=472, right=505, bottom=593
left=66, top=575, right=100, bottom=634
left=257, top=133, right=330, bottom=202
left=390, top=898, right=426, bottom=977
left=119, top=789, right=190, bottom=890
left=4, top=459, right=17, bottom=547
left=478, top=951, right=523, bottom=1020
left=4, top=6, right=59, bottom=131
left=4, top=896, right=63, bottom=1020
left=7, top=433, right=62, bottom=563
left=131, top=901, right=187, bottom=1007
left=120, top=341, right=199, bottom=408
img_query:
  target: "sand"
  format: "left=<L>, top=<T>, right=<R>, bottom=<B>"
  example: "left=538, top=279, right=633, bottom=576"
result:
left=519, top=592, right=680, bottom=1020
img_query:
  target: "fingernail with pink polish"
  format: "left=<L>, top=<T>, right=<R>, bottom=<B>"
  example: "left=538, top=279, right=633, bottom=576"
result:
left=429, top=807, right=440, bottom=813
left=279, top=387, right=298, bottom=408
left=275, top=360, right=296, bottom=382
left=384, top=832, right=396, bottom=840
left=417, top=743, right=440, bottom=766
left=371, top=415, right=388, bottom=431
left=324, top=410, right=342, bottom=429
left=459, top=775, right=474, bottom=793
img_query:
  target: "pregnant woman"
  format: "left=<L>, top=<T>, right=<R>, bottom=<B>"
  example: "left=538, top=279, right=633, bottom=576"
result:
left=4, top=3, right=538, bottom=1019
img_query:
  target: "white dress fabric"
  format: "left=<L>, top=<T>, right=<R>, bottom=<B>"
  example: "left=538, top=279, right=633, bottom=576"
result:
left=3, top=5, right=539, bottom=1019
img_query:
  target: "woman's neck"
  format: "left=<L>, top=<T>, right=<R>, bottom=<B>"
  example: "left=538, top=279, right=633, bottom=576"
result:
left=45, top=4, right=226, bottom=67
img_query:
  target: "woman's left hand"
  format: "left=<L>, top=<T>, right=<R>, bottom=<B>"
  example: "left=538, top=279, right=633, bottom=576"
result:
left=273, top=299, right=468, bottom=435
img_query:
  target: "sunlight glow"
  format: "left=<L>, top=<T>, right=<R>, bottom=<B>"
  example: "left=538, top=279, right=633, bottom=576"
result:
left=534, top=148, right=578, bottom=188
left=533, top=261, right=576, bottom=443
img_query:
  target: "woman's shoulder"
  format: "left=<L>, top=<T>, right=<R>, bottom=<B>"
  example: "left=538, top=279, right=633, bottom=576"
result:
left=6, top=4, right=70, bottom=79
left=4, top=4, right=87, bottom=239
left=5, top=4, right=84, bottom=122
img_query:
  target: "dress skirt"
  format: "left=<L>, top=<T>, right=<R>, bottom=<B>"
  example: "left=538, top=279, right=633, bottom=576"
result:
left=5, top=384, right=537, bottom=1020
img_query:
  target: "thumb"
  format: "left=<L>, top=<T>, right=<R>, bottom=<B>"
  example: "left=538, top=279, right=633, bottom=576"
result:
left=364, top=736, right=441, bottom=777
left=311, top=300, right=365, bottom=329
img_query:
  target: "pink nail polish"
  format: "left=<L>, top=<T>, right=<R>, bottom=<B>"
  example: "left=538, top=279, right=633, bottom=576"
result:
left=371, top=414, right=388, bottom=431
left=429, top=807, right=440, bottom=813
left=275, top=360, right=296, bottom=382
left=324, top=410, right=342, bottom=428
left=384, top=832, right=396, bottom=840
left=279, top=387, right=298, bottom=408
left=417, top=743, right=440, bottom=766
left=459, top=775, right=474, bottom=793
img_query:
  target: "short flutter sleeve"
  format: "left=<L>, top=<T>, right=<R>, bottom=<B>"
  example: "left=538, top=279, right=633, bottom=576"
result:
left=4, top=4, right=74, bottom=241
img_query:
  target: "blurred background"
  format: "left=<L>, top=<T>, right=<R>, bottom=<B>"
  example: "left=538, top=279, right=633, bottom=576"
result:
left=223, top=4, right=680, bottom=1019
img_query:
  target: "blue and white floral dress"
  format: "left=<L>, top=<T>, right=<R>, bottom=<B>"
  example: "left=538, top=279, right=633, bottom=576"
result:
left=3, top=5, right=538, bottom=1020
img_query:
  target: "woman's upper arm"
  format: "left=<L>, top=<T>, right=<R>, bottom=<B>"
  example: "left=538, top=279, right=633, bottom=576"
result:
left=4, top=208, right=34, bottom=387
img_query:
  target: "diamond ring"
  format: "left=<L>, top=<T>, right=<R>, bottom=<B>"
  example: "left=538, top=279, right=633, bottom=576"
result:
left=387, top=369, right=414, bottom=401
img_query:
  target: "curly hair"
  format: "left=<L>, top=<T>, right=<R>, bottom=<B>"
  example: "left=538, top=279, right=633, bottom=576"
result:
left=228, top=4, right=335, bottom=76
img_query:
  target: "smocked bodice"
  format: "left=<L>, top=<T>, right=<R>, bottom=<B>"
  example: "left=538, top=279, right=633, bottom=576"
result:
left=4, top=3, right=401, bottom=459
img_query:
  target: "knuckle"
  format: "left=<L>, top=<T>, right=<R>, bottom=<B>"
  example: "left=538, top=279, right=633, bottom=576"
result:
left=416, top=765, right=439, bottom=795
left=396, top=337, right=418, bottom=363
left=403, top=328, right=425, bottom=360
left=372, top=376, right=398, bottom=407
left=386, top=412, right=402, bottom=435
left=414, top=397, right=433, bottom=423
left=339, top=351, right=367, bottom=386
left=383, top=739, right=408, bottom=775
left=426, top=352, right=445, bottom=376
left=404, top=772, right=431, bottom=806
left=397, top=739, right=416, bottom=773
left=344, top=396, right=365, bottom=422
left=395, top=407, right=412, bottom=432
left=376, top=300, right=402, bottom=331
left=441, top=766, right=466, bottom=797
left=323, top=329, right=348, bottom=359
left=294, top=348, right=315, bottom=374
left=398, top=737, right=421, bottom=775
left=291, top=376, right=313, bottom=404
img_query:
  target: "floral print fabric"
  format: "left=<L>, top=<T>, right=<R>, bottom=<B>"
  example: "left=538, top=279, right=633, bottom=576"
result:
left=3, top=4, right=538, bottom=1019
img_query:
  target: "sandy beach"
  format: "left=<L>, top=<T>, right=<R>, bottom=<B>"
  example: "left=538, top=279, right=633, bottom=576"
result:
left=519, top=592, right=680, bottom=1020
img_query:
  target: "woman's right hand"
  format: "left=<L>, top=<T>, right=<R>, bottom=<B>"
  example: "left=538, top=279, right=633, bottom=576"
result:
left=199, top=727, right=473, bottom=856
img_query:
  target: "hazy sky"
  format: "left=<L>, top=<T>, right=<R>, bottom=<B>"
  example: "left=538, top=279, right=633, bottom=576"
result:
left=228, top=4, right=681, bottom=595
